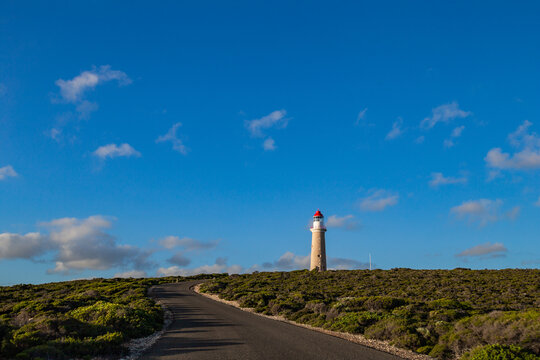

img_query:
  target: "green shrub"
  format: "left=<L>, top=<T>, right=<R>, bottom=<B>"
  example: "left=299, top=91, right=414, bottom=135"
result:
left=364, top=296, right=407, bottom=311
left=440, top=309, right=540, bottom=356
left=461, top=344, right=540, bottom=360
left=364, top=317, right=423, bottom=349
left=202, top=269, right=540, bottom=359
left=0, top=275, right=225, bottom=358
left=15, top=344, right=65, bottom=360
left=429, top=298, right=472, bottom=310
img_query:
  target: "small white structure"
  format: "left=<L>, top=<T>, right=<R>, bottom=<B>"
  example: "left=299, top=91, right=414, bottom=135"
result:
left=310, top=209, right=327, bottom=271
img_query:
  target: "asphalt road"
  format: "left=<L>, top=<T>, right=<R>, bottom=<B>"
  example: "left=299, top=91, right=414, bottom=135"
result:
left=142, top=281, right=402, bottom=360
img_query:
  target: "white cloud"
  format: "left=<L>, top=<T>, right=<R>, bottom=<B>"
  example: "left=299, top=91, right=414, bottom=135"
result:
left=47, top=128, right=62, bottom=142
left=456, top=242, right=507, bottom=258
left=443, top=139, right=454, bottom=148
left=158, top=236, right=219, bottom=251
left=245, top=110, right=288, bottom=138
left=263, top=137, right=276, bottom=151
left=450, top=199, right=518, bottom=226
left=355, top=108, right=368, bottom=126
left=421, top=102, right=471, bottom=129
left=0, top=232, right=52, bottom=259
left=451, top=199, right=500, bottom=225
left=0, top=216, right=155, bottom=275
left=0, top=216, right=154, bottom=275
left=44, top=215, right=149, bottom=274
left=444, top=125, right=465, bottom=148
left=262, top=252, right=368, bottom=271
left=93, top=143, right=141, bottom=159
left=55, top=65, right=131, bottom=103
left=328, top=257, right=370, bottom=270
left=245, top=110, right=289, bottom=149
left=485, top=148, right=540, bottom=169
left=114, top=270, right=147, bottom=278
left=451, top=125, right=465, bottom=138
left=276, top=252, right=310, bottom=269
left=157, top=257, right=242, bottom=276
left=359, top=189, right=399, bottom=212
left=429, top=172, right=467, bottom=188
left=385, top=118, right=404, bottom=140
left=485, top=121, right=540, bottom=170
left=262, top=252, right=310, bottom=270
left=506, top=206, right=521, bottom=220
left=0, top=165, right=17, bottom=180
left=75, top=100, right=99, bottom=119
left=156, top=122, right=188, bottom=155
left=326, top=215, right=360, bottom=230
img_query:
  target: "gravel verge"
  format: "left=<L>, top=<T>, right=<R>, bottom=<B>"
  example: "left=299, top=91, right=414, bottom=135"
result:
left=118, top=287, right=174, bottom=360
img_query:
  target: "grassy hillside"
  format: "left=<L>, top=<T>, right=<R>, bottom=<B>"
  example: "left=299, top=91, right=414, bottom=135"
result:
left=0, top=275, right=223, bottom=359
left=199, top=269, right=540, bottom=359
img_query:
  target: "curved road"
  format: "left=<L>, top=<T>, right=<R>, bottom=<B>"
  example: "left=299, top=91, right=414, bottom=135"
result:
left=142, top=281, right=402, bottom=360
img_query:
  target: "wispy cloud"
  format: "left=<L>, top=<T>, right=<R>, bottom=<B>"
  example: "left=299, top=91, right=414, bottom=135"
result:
left=326, top=215, right=360, bottom=230
left=328, top=257, right=371, bottom=270
left=451, top=199, right=519, bottom=226
left=245, top=110, right=288, bottom=137
left=444, top=125, right=465, bottom=148
left=535, top=196, right=540, bottom=207
left=385, top=118, right=404, bottom=140
left=158, top=236, right=219, bottom=251
left=156, top=236, right=220, bottom=271
left=156, top=122, right=188, bottom=155
left=0, top=165, right=17, bottom=180
left=245, top=110, right=289, bottom=149
left=421, top=102, right=471, bottom=129
left=75, top=100, right=99, bottom=119
left=355, top=108, right=369, bottom=126
left=93, top=143, right=141, bottom=159
left=456, top=242, right=507, bottom=259
left=114, top=270, right=147, bottom=278
left=263, top=137, right=276, bottom=151
left=262, top=251, right=310, bottom=270
left=50, top=66, right=131, bottom=138
left=55, top=65, right=131, bottom=103
left=429, top=172, right=467, bottom=188
left=157, top=257, right=242, bottom=276
left=485, top=120, right=540, bottom=170
left=261, top=252, right=369, bottom=271
left=359, top=189, right=399, bottom=212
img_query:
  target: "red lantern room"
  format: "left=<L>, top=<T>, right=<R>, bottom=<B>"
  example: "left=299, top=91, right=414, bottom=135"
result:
left=312, top=209, right=325, bottom=229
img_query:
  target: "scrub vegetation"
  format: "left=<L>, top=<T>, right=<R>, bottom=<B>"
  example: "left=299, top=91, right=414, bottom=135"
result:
left=199, top=269, right=540, bottom=360
left=0, top=275, right=222, bottom=359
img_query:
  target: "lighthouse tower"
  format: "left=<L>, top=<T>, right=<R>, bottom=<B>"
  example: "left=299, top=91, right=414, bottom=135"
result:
left=310, top=209, right=327, bottom=271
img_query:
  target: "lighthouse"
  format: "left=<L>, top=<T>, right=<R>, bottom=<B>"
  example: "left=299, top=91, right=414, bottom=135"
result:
left=310, top=209, right=327, bottom=271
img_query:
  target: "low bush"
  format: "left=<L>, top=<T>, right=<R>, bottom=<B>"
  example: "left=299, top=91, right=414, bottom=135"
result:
left=201, top=269, right=540, bottom=360
left=461, top=344, right=540, bottom=360
left=0, top=274, right=226, bottom=359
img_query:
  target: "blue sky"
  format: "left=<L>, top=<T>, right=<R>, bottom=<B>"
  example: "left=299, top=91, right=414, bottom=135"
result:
left=1, top=1, right=539, bottom=285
